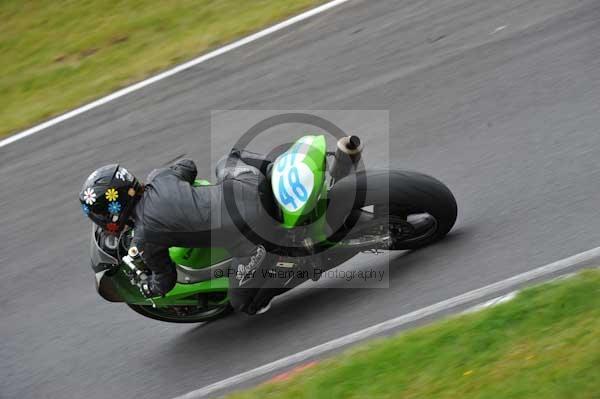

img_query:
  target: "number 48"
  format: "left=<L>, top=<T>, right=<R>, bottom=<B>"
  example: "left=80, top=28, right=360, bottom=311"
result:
left=278, top=166, right=308, bottom=209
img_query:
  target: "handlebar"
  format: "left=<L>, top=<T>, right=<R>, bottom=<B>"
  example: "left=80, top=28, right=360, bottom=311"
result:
left=121, top=247, right=156, bottom=306
left=122, top=253, right=148, bottom=281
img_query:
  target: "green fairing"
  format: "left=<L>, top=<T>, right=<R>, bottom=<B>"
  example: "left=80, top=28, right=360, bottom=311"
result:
left=276, top=135, right=327, bottom=228
left=169, top=178, right=230, bottom=270
left=136, top=178, right=230, bottom=306
left=168, top=247, right=229, bottom=268
left=150, top=278, right=229, bottom=306
left=109, top=267, right=230, bottom=306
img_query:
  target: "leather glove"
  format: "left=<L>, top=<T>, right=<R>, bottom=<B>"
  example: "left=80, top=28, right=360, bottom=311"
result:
left=170, top=159, right=197, bottom=184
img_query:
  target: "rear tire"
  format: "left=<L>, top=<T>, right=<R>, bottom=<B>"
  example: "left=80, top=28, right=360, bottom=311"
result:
left=328, top=170, right=457, bottom=250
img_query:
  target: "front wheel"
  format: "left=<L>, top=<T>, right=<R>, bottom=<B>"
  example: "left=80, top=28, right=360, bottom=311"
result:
left=127, top=302, right=233, bottom=323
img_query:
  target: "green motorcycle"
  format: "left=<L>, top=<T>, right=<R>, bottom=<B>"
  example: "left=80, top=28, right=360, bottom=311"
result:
left=90, top=135, right=457, bottom=323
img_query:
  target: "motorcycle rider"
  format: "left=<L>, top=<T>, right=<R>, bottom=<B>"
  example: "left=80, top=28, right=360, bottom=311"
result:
left=78, top=150, right=285, bottom=315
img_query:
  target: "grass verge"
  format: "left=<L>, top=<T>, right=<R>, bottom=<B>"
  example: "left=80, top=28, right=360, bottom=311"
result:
left=228, top=269, right=600, bottom=399
left=0, top=0, right=326, bottom=138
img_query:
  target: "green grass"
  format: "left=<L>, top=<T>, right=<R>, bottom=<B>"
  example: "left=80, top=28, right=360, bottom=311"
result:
left=228, top=269, right=600, bottom=399
left=0, top=0, right=325, bottom=138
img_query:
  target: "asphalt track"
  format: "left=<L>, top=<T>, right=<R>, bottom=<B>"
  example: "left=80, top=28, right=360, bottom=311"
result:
left=2, top=0, right=600, bottom=397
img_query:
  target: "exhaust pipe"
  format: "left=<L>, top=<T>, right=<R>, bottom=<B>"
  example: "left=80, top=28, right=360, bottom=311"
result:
left=330, top=135, right=363, bottom=183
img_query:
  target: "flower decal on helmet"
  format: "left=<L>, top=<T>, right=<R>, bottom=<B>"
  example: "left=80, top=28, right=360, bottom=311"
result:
left=115, top=168, right=130, bottom=181
left=81, top=204, right=90, bottom=215
left=108, top=202, right=122, bottom=214
left=83, top=188, right=96, bottom=205
left=105, top=222, right=120, bottom=234
left=105, top=188, right=119, bottom=201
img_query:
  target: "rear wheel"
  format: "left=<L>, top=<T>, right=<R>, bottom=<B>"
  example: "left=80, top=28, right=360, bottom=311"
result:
left=329, top=170, right=457, bottom=250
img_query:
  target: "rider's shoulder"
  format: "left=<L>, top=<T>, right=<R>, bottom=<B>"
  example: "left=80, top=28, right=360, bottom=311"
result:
left=146, top=159, right=197, bottom=185
left=145, top=167, right=173, bottom=184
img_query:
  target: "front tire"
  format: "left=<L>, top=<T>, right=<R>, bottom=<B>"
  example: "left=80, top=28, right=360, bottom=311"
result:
left=127, top=303, right=233, bottom=323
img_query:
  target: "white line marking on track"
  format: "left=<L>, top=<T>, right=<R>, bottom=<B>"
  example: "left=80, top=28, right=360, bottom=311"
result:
left=462, top=271, right=582, bottom=315
left=491, top=25, right=507, bottom=34
left=0, top=0, right=352, bottom=149
left=172, top=246, right=600, bottom=399
left=461, top=291, right=517, bottom=314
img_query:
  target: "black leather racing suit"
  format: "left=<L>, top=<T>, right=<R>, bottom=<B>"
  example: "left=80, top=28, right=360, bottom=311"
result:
left=130, top=153, right=282, bottom=313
